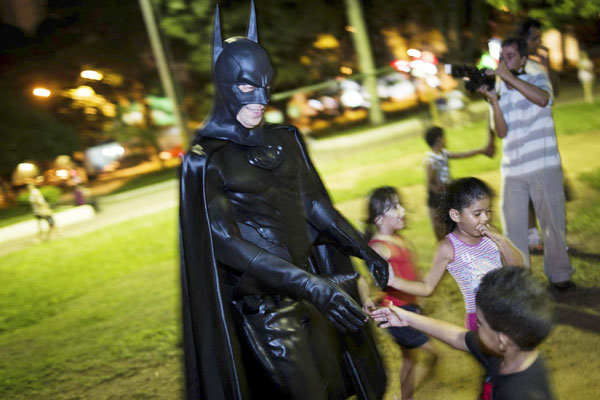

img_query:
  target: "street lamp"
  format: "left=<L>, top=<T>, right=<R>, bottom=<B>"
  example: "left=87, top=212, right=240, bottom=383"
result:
left=80, top=70, right=104, bottom=81
left=72, top=85, right=95, bottom=99
left=33, top=88, right=51, bottom=97
left=12, top=162, right=41, bottom=185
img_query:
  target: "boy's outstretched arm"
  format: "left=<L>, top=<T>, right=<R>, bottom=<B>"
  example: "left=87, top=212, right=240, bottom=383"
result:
left=446, top=147, right=485, bottom=160
left=446, top=127, right=495, bottom=159
left=371, top=306, right=469, bottom=351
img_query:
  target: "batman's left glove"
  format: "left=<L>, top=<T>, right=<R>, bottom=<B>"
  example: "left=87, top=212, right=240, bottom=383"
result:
left=359, top=247, right=389, bottom=289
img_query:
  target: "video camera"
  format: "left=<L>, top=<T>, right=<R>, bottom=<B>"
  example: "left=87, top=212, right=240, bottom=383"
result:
left=444, top=64, right=495, bottom=92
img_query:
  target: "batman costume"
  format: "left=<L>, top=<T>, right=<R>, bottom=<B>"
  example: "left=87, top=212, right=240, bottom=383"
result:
left=179, top=2, right=388, bottom=399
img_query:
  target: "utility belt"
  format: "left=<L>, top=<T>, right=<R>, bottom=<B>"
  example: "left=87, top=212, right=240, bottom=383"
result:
left=236, top=294, right=284, bottom=315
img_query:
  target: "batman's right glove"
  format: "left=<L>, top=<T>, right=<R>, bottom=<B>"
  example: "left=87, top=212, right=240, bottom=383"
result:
left=246, top=249, right=367, bottom=333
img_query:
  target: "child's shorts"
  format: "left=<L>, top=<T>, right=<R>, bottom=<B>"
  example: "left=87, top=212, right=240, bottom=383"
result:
left=386, top=304, right=429, bottom=349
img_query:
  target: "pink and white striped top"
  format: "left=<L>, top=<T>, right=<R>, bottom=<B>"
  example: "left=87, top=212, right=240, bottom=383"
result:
left=446, top=232, right=502, bottom=314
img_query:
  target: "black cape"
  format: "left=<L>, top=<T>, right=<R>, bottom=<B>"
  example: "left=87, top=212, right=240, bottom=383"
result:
left=179, top=124, right=386, bottom=399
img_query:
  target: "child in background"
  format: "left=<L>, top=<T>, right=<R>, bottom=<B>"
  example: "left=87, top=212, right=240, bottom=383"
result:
left=424, top=126, right=493, bottom=240
left=28, top=183, right=56, bottom=241
left=386, top=177, right=523, bottom=330
left=372, top=266, right=556, bottom=400
left=360, top=186, right=438, bottom=400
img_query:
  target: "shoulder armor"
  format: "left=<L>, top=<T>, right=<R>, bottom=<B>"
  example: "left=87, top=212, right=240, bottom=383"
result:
left=188, top=137, right=229, bottom=158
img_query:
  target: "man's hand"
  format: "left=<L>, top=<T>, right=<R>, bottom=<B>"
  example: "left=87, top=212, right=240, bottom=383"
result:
left=370, top=306, right=409, bottom=328
left=245, top=250, right=368, bottom=334
left=301, top=274, right=368, bottom=333
left=477, top=85, right=498, bottom=103
left=492, top=59, right=513, bottom=81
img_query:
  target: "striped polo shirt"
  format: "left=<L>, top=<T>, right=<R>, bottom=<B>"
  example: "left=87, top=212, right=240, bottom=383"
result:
left=446, top=233, right=502, bottom=314
left=497, top=72, right=561, bottom=177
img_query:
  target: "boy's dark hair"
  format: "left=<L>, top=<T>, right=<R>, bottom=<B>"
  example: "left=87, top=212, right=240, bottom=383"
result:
left=425, top=126, right=444, bottom=149
left=443, top=177, right=493, bottom=233
left=518, top=18, right=542, bottom=39
left=365, top=186, right=400, bottom=240
left=476, top=266, right=555, bottom=350
left=502, top=37, right=528, bottom=58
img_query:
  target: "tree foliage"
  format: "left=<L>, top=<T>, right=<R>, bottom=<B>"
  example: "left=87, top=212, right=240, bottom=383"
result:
left=0, top=86, right=78, bottom=180
left=486, top=0, right=600, bottom=23
left=154, top=0, right=353, bottom=90
left=0, top=0, right=166, bottom=149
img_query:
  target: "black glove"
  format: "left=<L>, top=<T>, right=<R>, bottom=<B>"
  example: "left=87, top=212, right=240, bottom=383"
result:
left=322, top=272, right=359, bottom=295
left=301, top=273, right=366, bottom=333
left=360, top=247, right=389, bottom=289
left=247, top=250, right=367, bottom=333
left=313, top=210, right=389, bottom=288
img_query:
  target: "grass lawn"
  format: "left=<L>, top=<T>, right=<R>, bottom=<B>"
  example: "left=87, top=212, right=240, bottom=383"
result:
left=1, top=98, right=599, bottom=399
left=108, top=166, right=179, bottom=196
left=0, top=209, right=182, bottom=399
left=0, top=205, right=75, bottom=229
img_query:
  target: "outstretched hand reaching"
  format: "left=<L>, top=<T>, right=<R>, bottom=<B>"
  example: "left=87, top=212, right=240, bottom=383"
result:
left=370, top=306, right=409, bottom=328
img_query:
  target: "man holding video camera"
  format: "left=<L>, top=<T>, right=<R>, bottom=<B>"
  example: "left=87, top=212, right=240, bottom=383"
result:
left=479, top=37, right=575, bottom=295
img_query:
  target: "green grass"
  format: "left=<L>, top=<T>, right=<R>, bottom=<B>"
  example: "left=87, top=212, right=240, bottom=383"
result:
left=553, top=99, right=600, bottom=135
left=109, top=166, right=179, bottom=195
left=315, top=118, right=500, bottom=204
left=1, top=97, right=599, bottom=399
left=0, top=208, right=182, bottom=399
left=315, top=97, right=600, bottom=204
left=0, top=204, right=74, bottom=228
left=0, top=205, right=35, bottom=227
left=579, top=166, right=600, bottom=191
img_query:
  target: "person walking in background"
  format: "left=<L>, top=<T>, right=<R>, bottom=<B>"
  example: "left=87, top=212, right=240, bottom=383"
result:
left=578, top=51, right=595, bottom=104
left=519, top=18, right=550, bottom=78
left=385, top=178, right=522, bottom=331
left=27, top=183, right=56, bottom=241
left=423, top=126, right=493, bottom=241
left=360, top=186, right=438, bottom=400
left=479, top=37, right=575, bottom=297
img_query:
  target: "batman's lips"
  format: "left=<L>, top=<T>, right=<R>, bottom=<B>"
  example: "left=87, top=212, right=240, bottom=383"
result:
left=246, top=106, right=265, bottom=116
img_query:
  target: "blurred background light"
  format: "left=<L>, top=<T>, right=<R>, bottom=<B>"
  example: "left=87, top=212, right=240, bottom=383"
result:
left=73, top=86, right=95, bottom=98
left=13, top=162, right=41, bottom=185
left=55, top=169, right=70, bottom=179
left=313, top=34, right=340, bottom=49
left=488, top=38, right=502, bottom=61
left=100, top=143, right=125, bottom=158
left=33, top=88, right=51, bottom=97
left=340, top=89, right=364, bottom=108
left=80, top=70, right=104, bottom=80
left=407, top=48, right=421, bottom=58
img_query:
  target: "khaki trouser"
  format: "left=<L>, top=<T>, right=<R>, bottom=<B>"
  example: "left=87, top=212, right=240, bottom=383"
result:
left=501, top=166, right=574, bottom=283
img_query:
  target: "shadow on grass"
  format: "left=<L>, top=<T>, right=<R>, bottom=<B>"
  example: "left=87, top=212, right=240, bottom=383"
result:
left=567, top=247, right=600, bottom=262
left=555, top=286, right=600, bottom=333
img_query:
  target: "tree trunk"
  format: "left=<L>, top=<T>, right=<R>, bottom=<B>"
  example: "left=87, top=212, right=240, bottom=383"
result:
left=345, top=0, right=385, bottom=126
left=446, top=0, right=464, bottom=62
